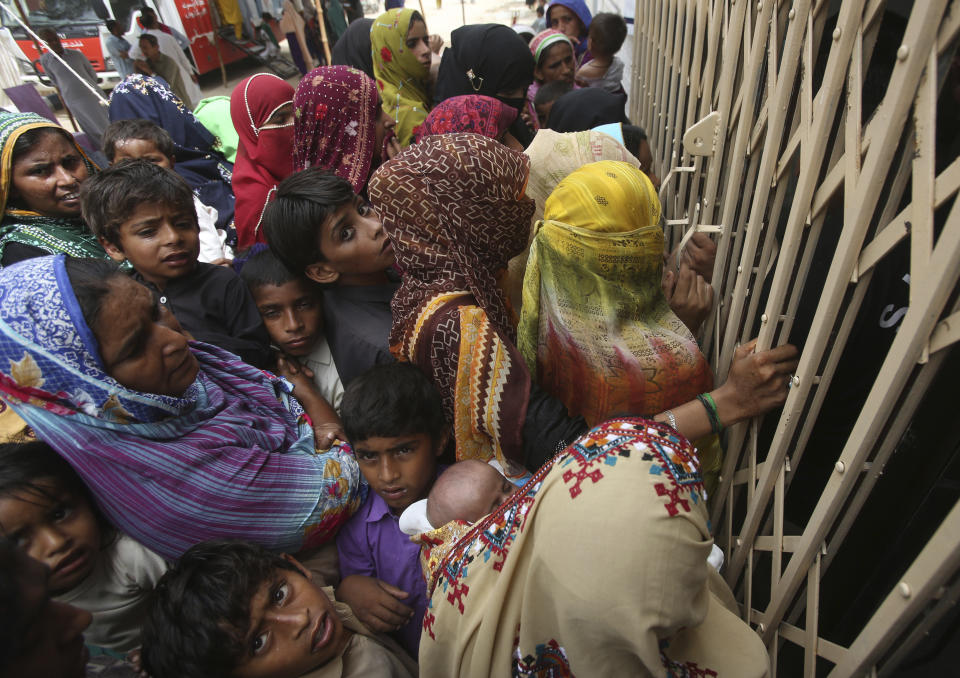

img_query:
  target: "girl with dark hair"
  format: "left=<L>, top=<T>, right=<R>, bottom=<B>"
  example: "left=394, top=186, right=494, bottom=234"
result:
left=0, top=440, right=166, bottom=654
left=371, top=8, right=434, bottom=147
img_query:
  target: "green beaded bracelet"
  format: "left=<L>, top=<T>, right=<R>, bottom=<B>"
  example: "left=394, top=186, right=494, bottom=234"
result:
left=697, top=393, right=724, bottom=434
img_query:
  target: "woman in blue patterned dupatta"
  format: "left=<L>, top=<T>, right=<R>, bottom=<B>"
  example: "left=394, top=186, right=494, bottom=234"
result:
left=108, top=75, right=236, bottom=236
left=0, top=255, right=365, bottom=561
left=0, top=112, right=108, bottom=268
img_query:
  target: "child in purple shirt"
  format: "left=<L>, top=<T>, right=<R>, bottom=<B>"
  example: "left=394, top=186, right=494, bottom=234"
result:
left=335, top=362, right=451, bottom=658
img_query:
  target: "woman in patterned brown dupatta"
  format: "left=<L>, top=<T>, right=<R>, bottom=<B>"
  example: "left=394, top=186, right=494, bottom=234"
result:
left=368, top=133, right=587, bottom=475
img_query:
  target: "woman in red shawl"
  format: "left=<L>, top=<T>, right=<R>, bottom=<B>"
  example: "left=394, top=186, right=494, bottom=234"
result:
left=412, top=95, right=523, bottom=149
left=293, top=66, right=400, bottom=194
left=230, top=73, right=296, bottom=250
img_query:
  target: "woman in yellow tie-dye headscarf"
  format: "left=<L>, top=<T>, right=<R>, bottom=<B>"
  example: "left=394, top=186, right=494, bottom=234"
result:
left=518, top=160, right=722, bottom=492
left=371, top=8, right=433, bottom=146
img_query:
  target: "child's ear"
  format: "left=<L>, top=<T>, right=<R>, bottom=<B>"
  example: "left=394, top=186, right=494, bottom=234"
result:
left=169, top=155, right=176, bottom=167
left=99, top=236, right=126, bottom=263
left=280, top=553, right=313, bottom=580
left=305, top=261, right=340, bottom=285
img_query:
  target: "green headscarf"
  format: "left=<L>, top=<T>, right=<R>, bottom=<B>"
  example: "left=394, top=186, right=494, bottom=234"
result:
left=371, top=8, right=432, bottom=147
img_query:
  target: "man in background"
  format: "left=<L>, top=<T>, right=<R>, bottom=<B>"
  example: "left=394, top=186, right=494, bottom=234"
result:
left=38, top=28, right=110, bottom=149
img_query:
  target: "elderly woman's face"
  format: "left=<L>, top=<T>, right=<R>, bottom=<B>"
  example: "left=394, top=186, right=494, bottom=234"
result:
left=10, top=131, right=88, bottom=218
left=94, top=277, right=199, bottom=397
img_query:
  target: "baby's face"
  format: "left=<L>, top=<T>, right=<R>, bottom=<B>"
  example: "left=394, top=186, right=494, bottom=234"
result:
left=457, top=464, right=517, bottom=524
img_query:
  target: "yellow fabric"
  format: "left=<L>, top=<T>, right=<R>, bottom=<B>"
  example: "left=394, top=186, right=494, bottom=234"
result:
left=519, top=161, right=713, bottom=420
left=371, top=9, right=431, bottom=146
left=506, top=128, right=641, bottom=311
left=215, top=0, right=244, bottom=39
left=518, top=160, right=723, bottom=495
left=541, top=156, right=660, bottom=230
left=0, top=405, right=32, bottom=443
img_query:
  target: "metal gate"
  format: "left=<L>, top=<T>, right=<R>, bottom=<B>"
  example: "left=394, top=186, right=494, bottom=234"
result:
left=630, top=0, right=960, bottom=674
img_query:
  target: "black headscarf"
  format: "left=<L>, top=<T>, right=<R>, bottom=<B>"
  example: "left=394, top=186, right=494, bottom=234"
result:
left=434, top=24, right=536, bottom=145
left=546, top=88, right=629, bottom=133
left=331, top=18, right=374, bottom=79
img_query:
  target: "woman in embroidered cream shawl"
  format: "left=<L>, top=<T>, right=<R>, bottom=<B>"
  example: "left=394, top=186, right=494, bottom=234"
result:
left=413, top=418, right=770, bottom=676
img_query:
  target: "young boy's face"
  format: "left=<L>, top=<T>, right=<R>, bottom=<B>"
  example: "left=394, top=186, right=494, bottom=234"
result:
left=304, top=195, right=396, bottom=286
left=101, top=200, right=200, bottom=289
left=233, top=559, right=348, bottom=678
left=0, top=480, right=100, bottom=594
left=251, top=279, right=323, bottom=358
left=111, top=138, right=174, bottom=170
left=353, top=433, right=444, bottom=514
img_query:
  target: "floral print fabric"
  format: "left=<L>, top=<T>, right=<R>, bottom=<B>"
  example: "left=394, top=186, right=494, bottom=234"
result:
left=412, top=95, right=517, bottom=143
left=293, top=66, right=380, bottom=193
left=371, top=8, right=431, bottom=146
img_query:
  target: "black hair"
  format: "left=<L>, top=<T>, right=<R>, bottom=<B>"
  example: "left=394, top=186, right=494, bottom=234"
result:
left=102, top=118, right=176, bottom=162
left=0, top=441, right=91, bottom=506
left=105, top=18, right=119, bottom=31
left=534, top=79, right=573, bottom=107
left=589, top=12, right=627, bottom=56
left=139, top=33, right=159, bottom=47
left=408, top=10, right=424, bottom=25
left=536, top=5, right=544, bottom=16
left=63, top=257, right=127, bottom=333
left=140, top=540, right=300, bottom=678
left=262, top=168, right=355, bottom=274
left=341, top=363, right=448, bottom=445
left=0, top=538, right=27, bottom=667
left=0, top=441, right=114, bottom=546
left=80, top=159, right=196, bottom=247
left=588, top=13, right=627, bottom=57
left=237, top=243, right=317, bottom=295
left=622, top=124, right=648, bottom=159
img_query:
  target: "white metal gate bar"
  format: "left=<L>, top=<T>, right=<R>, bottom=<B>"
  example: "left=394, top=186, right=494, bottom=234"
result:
left=727, top=0, right=950, bottom=588
left=631, top=0, right=960, bottom=673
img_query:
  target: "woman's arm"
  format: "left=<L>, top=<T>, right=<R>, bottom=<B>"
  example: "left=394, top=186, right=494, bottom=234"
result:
left=654, top=339, right=800, bottom=440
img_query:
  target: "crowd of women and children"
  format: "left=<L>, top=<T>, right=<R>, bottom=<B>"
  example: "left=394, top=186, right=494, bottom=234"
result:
left=0, top=2, right=799, bottom=676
